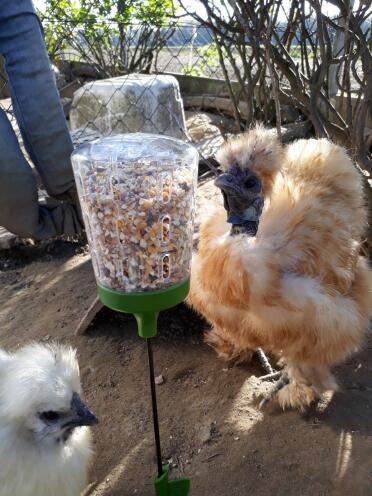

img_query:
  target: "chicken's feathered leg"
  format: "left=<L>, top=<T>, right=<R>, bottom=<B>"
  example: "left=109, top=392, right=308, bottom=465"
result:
left=258, top=362, right=335, bottom=409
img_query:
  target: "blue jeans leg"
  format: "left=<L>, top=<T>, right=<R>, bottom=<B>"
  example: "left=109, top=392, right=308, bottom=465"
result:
left=0, top=6, right=75, bottom=199
left=0, top=3, right=83, bottom=238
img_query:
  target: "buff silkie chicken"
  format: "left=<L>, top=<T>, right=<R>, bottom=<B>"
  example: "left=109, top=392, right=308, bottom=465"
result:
left=189, top=126, right=372, bottom=410
left=0, top=343, right=98, bottom=496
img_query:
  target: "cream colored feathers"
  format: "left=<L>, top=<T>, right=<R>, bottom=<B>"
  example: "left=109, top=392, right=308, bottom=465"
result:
left=189, top=126, right=372, bottom=410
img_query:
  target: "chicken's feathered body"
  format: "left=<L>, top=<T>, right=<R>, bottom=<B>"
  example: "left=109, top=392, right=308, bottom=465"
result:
left=189, top=128, right=372, bottom=409
left=0, top=344, right=96, bottom=496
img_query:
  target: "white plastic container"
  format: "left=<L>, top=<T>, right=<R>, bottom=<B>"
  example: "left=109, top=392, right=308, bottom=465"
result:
left=71, top=133, right=199, bottom=292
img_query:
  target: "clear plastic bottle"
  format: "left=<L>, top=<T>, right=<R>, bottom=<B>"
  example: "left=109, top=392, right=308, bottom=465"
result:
left=71, top=133, right=199, bottom=293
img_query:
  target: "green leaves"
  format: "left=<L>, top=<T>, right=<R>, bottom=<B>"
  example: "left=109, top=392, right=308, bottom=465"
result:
left=41, top=0, right=176, bottom=75
left=42, top=0, right=175, bottom=29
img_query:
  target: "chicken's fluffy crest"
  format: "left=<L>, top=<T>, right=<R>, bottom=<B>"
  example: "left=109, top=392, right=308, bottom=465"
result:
left=0, top=343, right=81, bottom=420
left=216, top=125, right=284, bottom=195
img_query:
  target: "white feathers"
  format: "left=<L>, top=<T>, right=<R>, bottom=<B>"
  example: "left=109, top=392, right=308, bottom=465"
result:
left=0, top=343, right=93, bottom=496
left=0, top=343, right=80, bottom=419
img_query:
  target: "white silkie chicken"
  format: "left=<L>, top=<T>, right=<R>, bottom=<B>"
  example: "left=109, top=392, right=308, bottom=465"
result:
left=0, top=343, right=98, bottom=496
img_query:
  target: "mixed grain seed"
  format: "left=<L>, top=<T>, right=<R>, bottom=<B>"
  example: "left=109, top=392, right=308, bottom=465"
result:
left=75, top=160, right=196, bottom=292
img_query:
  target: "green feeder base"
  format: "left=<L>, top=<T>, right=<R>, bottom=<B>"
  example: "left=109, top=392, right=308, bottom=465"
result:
left=155, top=465, right=190, bottom=496
left=97, top=278, right=190, bottom=338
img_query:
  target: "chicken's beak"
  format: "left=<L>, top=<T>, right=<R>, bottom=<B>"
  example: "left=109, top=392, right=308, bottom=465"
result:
left=214, top=173, right=239, bottom=195
left=214, top=173, right=242, bottom=215
left=62, top=392, right=98, bottom=429
left=215, top=173, right=249, bottom=216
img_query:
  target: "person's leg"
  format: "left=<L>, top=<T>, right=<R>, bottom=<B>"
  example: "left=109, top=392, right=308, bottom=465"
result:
left=0, top=108, right=82, bottom=239
left=0, top=107, right=39, bottom=237
left=0, top=2, right=84, bottom=238
left=0, top=2, right=76, bottom=201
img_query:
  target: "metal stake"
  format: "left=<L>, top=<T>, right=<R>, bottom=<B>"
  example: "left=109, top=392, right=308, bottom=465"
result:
left=146, top=338, right=163, bottom=478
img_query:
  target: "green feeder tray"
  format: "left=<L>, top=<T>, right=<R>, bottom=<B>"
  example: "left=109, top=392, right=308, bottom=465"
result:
left=97, top=279, right=190, bottom=338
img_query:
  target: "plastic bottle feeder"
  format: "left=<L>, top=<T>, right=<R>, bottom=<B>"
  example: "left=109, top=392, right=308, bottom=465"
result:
left=71, top=133, right=199, bottom=495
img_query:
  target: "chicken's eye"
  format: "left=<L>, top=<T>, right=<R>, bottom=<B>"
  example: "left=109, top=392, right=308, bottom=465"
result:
left=245, top=177, right=257, bottom=189
left=39, top=411, right=61, bottom=422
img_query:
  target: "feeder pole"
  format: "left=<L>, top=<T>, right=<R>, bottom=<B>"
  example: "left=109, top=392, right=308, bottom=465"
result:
left=146, top=338, right=163, bottom=478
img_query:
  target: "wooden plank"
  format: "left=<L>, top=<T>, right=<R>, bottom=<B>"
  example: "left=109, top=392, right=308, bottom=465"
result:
left=75, top=295, right=103, bottom=335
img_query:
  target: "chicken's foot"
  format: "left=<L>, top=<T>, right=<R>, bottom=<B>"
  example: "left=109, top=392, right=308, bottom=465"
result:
left=259, top=371, right=282, bottom=381
left=258, top=371, right=289, bottom=409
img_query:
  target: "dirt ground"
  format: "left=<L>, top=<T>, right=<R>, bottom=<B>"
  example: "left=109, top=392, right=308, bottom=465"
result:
left=0, top=236, right=371, bottom=496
